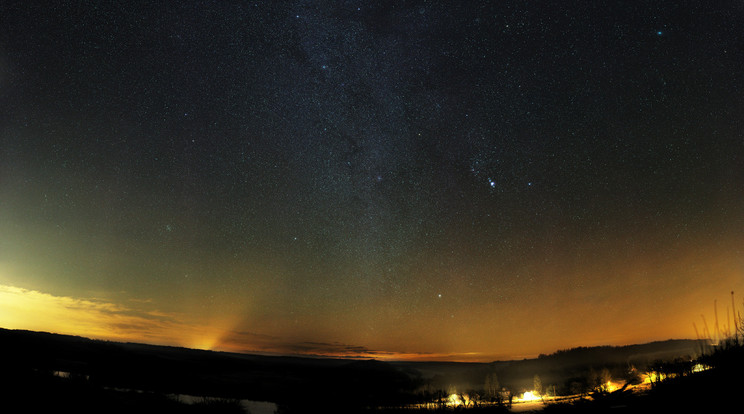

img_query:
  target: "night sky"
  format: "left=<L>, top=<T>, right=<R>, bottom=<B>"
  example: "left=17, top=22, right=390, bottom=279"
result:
left=1, top=1, right=743, bottom=361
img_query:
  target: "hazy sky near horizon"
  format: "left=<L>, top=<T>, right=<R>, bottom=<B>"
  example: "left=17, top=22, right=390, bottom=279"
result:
left=1, top=1, right=743, bottom=361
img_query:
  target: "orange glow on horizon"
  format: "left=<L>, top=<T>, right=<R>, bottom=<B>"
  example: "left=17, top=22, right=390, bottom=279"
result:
left=1, top=279, right=742, bottom=363
left=0, top=283, right=220, bottom=349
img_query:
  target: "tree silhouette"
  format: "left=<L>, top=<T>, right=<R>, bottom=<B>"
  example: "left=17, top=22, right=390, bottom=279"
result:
left=484, top=372, right=499, bottom=400
left=533, top=374, right=543, bottom=395
left=597, top=368, right=612, bottom=392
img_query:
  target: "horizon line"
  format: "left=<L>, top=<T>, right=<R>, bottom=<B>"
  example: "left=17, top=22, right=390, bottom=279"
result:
left=0, top=326, right=703, bottom=364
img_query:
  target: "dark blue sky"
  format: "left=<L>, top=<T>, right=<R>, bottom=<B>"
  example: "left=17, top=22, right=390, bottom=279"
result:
left=1, top=1, right=743, bottom=360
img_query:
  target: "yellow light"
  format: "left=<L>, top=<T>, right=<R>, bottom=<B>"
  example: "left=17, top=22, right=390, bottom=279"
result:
left=446, top=393, right=472, bottom=407
left=604, top=381, right=624, bottom=392
left=521, top=391, right=540, bottom=401
left=447, top=394, right=461, bottom=406
left=692, top=363, right=708, bottom=373
left=641, top=372, right=665, bottom=385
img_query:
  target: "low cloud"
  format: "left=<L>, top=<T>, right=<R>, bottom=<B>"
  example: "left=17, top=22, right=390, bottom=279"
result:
left=0, top=284, right=196, bottom=346
left=0, top=284, right=484, bottom=362
left=224, top=337, right=482, bottom=361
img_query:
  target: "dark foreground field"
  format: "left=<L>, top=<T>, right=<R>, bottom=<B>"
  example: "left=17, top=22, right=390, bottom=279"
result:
left=541, top=340, right=744, bottom=413
left=1, top=328, right=740, bottom=413
left=0, top=328, right=422, bottom=413
left=543, top=364, right=742, bottom=413
left=1, top=368, right=246, bottom=414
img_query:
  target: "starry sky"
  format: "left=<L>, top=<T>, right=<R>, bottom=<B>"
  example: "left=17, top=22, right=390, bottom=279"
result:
left=1, top=1, right=743, bottom=361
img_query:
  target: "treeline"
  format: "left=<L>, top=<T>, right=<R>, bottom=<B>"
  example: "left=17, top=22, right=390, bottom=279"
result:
left=540, top=340, right=702, bottom=364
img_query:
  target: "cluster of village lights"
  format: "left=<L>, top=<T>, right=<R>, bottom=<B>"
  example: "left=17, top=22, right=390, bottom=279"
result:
left=441, top=362, right=710, bottom=409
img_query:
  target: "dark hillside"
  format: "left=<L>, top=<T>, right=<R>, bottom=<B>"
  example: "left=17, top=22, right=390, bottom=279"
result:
left=0, top=328, right=419, bottom=410
left=392, top=339, right=702, bottom=393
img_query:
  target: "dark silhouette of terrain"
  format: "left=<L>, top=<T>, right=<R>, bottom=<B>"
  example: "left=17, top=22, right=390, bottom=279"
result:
left=393, top=339, right=703, bottom=395
left=542, top=342, right=744, bottom=413
left=0, top=328, right=723, bottom=413
left=0, top=328, right=420, bottom=412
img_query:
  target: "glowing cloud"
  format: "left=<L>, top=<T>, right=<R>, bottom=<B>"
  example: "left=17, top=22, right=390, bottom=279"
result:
left=0, top=284, right=444, bottom=360
left=0, top=284, right=207, bottom=347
